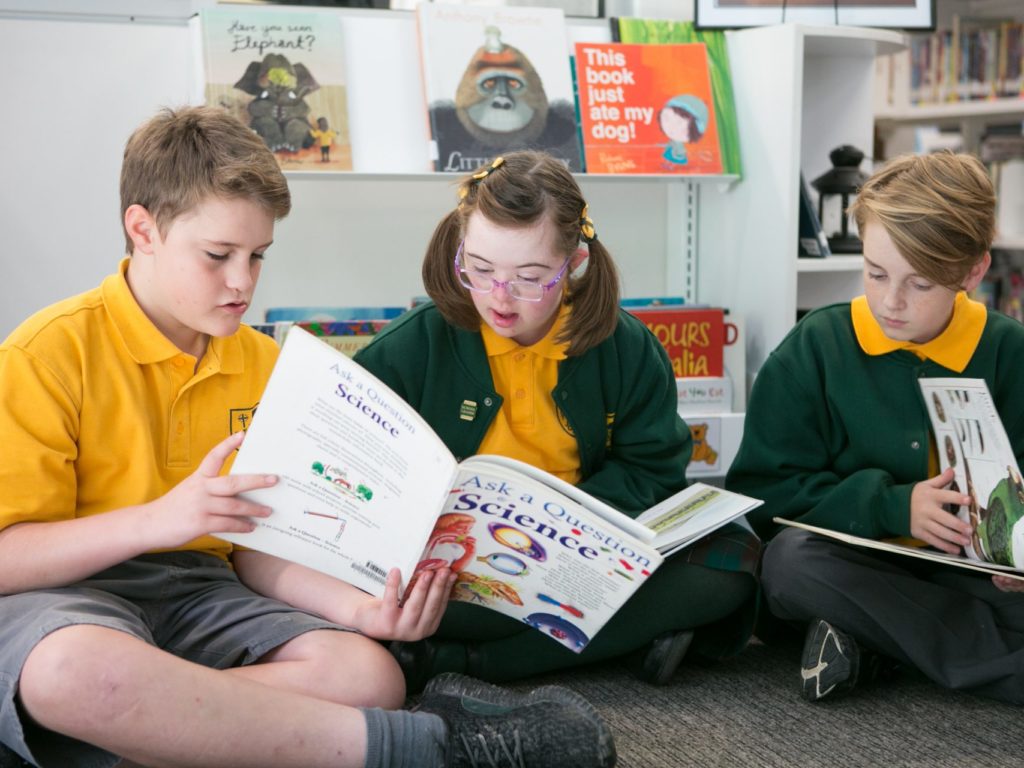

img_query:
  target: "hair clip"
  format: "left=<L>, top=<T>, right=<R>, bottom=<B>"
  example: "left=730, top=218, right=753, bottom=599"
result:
left=458, top=156, right=505, bottom=207
left=580, top=204, right=597, bottom=243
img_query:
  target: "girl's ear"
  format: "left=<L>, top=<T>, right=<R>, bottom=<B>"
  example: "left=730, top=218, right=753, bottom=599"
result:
left=124, top=204, right=159, bottom=256
left=570, top=247, right=589, bottom=272
left=962, top=251, right=992, bottom=293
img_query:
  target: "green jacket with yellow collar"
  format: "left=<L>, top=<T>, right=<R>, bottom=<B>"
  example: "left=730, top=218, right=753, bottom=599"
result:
left=354, top=301, right=690, bottom=516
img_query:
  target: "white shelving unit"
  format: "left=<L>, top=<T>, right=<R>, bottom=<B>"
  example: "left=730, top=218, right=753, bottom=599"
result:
left=697, top=23, right=904, bottom=381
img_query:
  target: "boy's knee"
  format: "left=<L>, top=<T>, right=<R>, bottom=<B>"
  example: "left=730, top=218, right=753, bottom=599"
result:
left=761, top=528, right=818, bottom=597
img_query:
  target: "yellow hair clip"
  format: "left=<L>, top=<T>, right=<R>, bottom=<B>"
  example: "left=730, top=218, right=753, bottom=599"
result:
left=580, top=204, right=597, bottom=243
left=471, top=156, right=505, bottom=181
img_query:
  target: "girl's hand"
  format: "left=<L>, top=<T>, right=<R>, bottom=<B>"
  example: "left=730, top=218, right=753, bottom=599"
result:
left=350, top=567, right=456, bottom=641
left=910, top=467, right=974, bottom=555
left=142, top=431, right=277, bottom=549
left=992, top=575, right=1024, bottom=593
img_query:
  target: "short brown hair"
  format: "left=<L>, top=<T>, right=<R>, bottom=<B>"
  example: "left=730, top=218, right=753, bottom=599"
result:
left=849, top=152, right=995, bottom=288
left=120, top=105, right=291, bottom=254
left=422, top=151, right=620, bottom=357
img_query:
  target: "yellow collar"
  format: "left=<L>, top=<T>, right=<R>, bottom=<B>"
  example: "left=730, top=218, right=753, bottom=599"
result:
left=851, top=292, right=986, bottom=373
left=480, top=303, right=571, bottom=360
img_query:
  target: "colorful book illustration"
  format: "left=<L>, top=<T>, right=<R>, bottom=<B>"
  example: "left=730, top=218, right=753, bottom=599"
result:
left=574, top=42, right=722, bottom=174
left=416, top=3, right=582, bottom=173
left=264, top=306, right=406, bottom=322
left=613, top=17, right=742, bottom=177
left=226, top=328, right=761, bottom=651
left=625, top=306, right=736, bottom=379
left=191, top=7, right=352, bottom=171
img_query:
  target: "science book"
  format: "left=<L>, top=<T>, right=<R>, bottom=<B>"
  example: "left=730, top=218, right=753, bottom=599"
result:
left=613, top=17, right=742, bottom=177
left=416, top=3, right=582, bottom=173
left=190, top=6, right=352, bottom=171
left=574, top=42, right=722, bottom=174
left=224, top=328, right=761, bottom=651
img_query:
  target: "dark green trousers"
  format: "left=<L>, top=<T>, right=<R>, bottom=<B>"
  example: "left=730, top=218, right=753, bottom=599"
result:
left=423, top=558, right=756, bottom=682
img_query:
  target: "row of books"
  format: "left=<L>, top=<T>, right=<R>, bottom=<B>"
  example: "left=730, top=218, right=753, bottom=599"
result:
left=905, top=17, right=1024, bottom=105
left=190, top=5, right=741, bottom=176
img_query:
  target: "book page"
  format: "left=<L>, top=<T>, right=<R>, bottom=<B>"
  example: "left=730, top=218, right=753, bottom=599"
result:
left=775, top=518, right=1024, bottom=582
left=636, top=483, right=762, bottom=556
left=224, top=328, right=458, bottom=596
left=411, top=456, right=664, bottom=653
left=920, top=378, right=1024, bottom=568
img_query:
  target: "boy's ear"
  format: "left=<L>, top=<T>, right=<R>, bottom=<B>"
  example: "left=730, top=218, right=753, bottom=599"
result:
left=124, top=204, right=159, bottom=256
left=962, top=251, right=992, bottom=293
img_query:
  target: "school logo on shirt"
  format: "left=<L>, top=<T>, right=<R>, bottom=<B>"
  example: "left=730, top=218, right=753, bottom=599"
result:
left=556, top=405, right=575, bottom=436
left=229, top=403, right=259, bottom=434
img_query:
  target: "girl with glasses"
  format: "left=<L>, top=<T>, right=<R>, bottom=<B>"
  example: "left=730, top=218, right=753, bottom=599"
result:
left=355, top=150, right=758, bottom=691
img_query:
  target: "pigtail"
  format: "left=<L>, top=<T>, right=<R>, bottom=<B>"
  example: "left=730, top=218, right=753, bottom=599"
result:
left=560, top=239, right=620, bottom=357
left=422, top=208, right=481, bottom=331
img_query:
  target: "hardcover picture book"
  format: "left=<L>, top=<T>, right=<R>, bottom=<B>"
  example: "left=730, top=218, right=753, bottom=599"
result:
left=416, top=3, right=582, bottom=173
left=225, top=328, right=762, bottom=651
left=613, top=17, right=742, bottom=177
left=191, top=6, right=352, bottom=171
left=573, top=42, right=722, bottom=175
left=625, top=306, right=736, bottom=378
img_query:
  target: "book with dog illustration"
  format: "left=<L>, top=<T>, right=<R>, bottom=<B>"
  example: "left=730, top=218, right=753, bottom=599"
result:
left=190, top=6, right=352, bottom=170
left=224, top=328, right=761, bottom=650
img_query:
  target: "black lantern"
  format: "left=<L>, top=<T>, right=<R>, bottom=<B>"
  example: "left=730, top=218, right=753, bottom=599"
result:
left=811, top=145, right=869, bottom=255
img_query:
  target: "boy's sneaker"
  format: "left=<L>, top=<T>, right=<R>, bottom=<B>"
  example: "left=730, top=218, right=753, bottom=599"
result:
left=625, top=630, right=694, bottom=686
left=415, top=673, right=617, bottom=768
left=800, top=618, right=861, bottom=701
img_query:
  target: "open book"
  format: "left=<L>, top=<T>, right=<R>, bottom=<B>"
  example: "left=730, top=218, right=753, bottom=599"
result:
left=225, top=327, right=762, bottom=652
left=776, top=377, right=1024, bottom=582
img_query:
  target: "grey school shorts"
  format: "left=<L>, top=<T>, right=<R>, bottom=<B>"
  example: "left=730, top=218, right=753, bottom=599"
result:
left=0, top=551, right=349, bottom=768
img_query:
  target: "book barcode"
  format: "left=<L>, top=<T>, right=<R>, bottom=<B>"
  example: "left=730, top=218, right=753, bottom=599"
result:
left=352, top=561, right=387, bottom=584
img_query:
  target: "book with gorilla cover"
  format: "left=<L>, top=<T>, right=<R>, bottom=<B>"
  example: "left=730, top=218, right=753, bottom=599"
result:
left=190, top=6, right=352, bottom=171
left=416, top=3, right=582, bottom=173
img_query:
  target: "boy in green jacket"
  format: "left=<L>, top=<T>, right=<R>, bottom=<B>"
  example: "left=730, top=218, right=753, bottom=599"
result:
left=728, top=152, right=1024, bottom=704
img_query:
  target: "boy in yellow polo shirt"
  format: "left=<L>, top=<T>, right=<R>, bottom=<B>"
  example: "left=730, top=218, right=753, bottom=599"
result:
left=0, top=106, right=615, bottom=768
left=727, top=152, right=1024, bottom=704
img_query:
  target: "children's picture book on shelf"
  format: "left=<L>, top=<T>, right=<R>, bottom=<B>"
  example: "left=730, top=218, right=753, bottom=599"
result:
left=612, top=17, right=741, bottom=177
left=798, top=172, right=832, bottom=258
left=684, top=412, right=744, bottom=479
left=225, top=327, right=762, bottom=651
left=416, top=3, right=582, bottom=173
left=573, top=42, right=722, bottom=175
left=190, top=6, right=352, bottom=171
left=775, top=377, right=1024, bottom=582
left=624, top=306, right=737, bottom=379
left=264, top=306, right=406, bottom=323
left=252, top=320, right=393, bottom=357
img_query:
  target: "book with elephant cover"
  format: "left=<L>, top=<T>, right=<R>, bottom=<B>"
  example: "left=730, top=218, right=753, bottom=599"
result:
left=190, top=6, right=352, bottom=170
left=224, top=327, right=761, bottom=651
left=774, top=377, right=1024, bottom=581
left=416, top=3, right=582, bottom=173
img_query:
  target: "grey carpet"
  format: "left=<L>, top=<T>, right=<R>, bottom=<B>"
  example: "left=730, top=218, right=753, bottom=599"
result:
left=507, top=639, right=1024, bottom=767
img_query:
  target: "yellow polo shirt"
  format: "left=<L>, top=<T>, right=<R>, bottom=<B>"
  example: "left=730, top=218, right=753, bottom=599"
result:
left=0, top=258, right=279, bottom=558
left=478, top=304, right=581, bottom=484
left=852, top=291, right=986, bottom=546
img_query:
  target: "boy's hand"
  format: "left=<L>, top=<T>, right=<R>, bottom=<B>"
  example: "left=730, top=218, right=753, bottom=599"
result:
left=910, top=467, right=974, bottom=555
left=144, top=431, right=277, bottom=549
left=349, top=567, right=456, bottom=641
left=992, top=575, right=1024, bottom=593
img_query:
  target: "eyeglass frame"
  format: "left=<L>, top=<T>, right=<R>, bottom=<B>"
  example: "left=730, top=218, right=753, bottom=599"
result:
left=454, top=240, right=572, bottom=302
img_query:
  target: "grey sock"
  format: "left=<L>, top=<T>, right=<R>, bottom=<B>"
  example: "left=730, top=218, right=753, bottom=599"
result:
left=361, top=707, right=447, bottom=768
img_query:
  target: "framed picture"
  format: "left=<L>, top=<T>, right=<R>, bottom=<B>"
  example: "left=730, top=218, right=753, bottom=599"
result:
left=694, top=0, right=935, bottom=31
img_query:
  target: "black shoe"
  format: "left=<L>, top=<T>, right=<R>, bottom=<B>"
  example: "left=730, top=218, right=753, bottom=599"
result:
left=415, top=673, right=617, bottom=768
left=800, top=618, right=861, bottom=702
left=390, top=639, right=437, bottom=695
left=626, top=630, right=694, bottom=686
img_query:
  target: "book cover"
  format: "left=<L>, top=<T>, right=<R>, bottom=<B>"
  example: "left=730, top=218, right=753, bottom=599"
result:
left=626, top=307, right=736, bottom=378
left=191, top=7, right=352, bottom=171
left=798, top=172, right=832, bottom=258
left=295, top=320, right=392, bottom=358
left=226, top=328, right=762, bottom=651
left=613, top=17, right=741, bottom=177
left=416, top=3, right=583, bottom=173
left=573, top=42, right=722, bottom=175
left=683, top=412, right=745, bottom=479
left=264, top=306, right=406, bottom=322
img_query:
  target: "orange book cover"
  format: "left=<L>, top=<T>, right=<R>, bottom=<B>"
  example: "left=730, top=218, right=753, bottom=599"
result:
left=627, top=307, right=726, bottom=378
left=573, top=42, right=721, bottom=175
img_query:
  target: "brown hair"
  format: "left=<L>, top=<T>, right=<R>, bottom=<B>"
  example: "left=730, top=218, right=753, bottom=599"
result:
left=422, top=151, right=620, bottom=357
left=848, top=152, right=995, bottom=289
left=120, top=105, right=291, bottom=254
